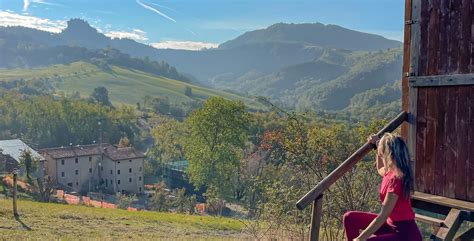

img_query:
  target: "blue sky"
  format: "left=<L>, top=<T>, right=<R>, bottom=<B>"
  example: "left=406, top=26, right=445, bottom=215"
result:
left=0, top=0, right=405, bottom=50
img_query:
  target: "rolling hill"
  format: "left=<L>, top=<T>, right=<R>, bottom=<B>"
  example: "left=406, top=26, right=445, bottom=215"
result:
left=0, top=61, right=262, bottom=109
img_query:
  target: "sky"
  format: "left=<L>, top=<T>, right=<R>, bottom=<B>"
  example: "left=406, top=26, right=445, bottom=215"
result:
left=0, top=0, right=405, bottom=50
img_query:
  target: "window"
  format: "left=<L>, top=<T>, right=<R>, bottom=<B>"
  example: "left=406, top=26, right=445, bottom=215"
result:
left=129, top=160, right=132, bottom=163
left=118, top=161, right=120, bottom=164
left=139, top=167, right=142, bottom=172
left=75, top=170, right=78, bottom=175
left=110, top=170, right=113, bottom=175
left=61, top=160, right=65, bottom=165
left=61, top=172, right=65, bottom=177
left=139, top=176, right=142, bottom=181
left=101, top=166, right=104, bottom=171
left=129, top=178, right=132, bottom=183
left=129, top=168, right=132, bottom=173
left=89, top=168, right=92, bottom=173
left=117, top=180, right=121, bottom=185
left=117, top=170, right=120, bottom=175
left=89, top=156, right=92, bottom=162
left=76, top=182, right=79, bottom=186
left=105, top=180, right=108, bottom=187
left=75, top=158, right=78, bottom=163
left=139, top=187, right=142, bottom=192
left=67, top=183, right=72, bottom=187
left=110, top=179, right=112, bottom=185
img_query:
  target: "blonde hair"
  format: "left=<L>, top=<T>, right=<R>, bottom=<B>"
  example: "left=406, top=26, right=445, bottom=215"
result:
left=377, top=133, right=414, bottom=198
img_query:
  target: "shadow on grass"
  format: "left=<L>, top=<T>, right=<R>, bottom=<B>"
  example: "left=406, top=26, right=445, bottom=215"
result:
left=14, top=215, right=32, bottom=231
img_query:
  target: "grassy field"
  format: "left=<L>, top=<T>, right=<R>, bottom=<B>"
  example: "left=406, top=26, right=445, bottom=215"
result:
left=0, top=198, right=246, bottom=240
left=0, top=62, right=263, bottom=109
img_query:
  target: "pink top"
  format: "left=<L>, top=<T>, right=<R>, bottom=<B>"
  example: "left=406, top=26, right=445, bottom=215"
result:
left=380, top=171, right=415, bottom=223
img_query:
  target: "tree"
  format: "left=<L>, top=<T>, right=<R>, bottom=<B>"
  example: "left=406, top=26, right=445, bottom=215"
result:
left=90, top=86, right=113, bottom=107
left=149, top=185, right=170, bottom=212
left=184, top=97, right=250, bottom=198
left=117, top=136, right=130, bottom=148
left=184, top=86, right=193, bottom=97
left=152, top=97, right=170, bottom=115
left=20, top=149, right=37, bottom=180
left=116, top=193, right=136, bottom=209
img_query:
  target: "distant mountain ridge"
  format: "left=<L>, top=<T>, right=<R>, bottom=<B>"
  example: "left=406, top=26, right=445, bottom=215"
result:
left=219, top=23, right=402, bottom=51
left=0, top=19, right=403, bottom=114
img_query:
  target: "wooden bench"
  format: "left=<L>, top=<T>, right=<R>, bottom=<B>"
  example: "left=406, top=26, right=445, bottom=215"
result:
left=411, top=192, right=474, bottom=241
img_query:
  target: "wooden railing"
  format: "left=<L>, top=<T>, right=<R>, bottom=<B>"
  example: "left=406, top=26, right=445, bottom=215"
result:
left=296, top=111, right=408, bottom=241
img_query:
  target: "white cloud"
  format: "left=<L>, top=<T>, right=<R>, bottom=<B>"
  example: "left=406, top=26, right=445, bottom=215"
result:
left=0, top=11, right=66, bottom=33
left=23, top=0, right=30, bottom=11
left=136, top=0, right=176, bottom=23
left=105, top=29, right=149, bottom=41
left=151, top=41, right=218, bottom=51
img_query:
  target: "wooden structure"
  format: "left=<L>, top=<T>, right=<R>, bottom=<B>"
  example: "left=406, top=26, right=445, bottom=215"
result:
left=297, top=0, right=473, bottom=240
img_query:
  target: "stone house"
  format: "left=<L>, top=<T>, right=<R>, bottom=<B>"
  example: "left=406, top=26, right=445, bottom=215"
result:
left=0, top=139, right=46, bottom=175
left=40, top=143, right=144, bottom=194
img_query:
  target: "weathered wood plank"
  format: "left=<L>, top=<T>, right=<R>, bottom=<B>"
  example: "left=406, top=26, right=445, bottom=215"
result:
left=434, top=87, right=447, bottom=197
left=415, top=213, right=444, bottom=227
left=412, top=192, right=474, bottom=212
left=435, top=208, right=463, bottom=241
left=309, top=195, right=323, bottom=241
left=415, top=88, right=428, bottom=193
left=409, top=73, right=474, bottom=87
left=447, top=0, right=461, bottom=74
left=437, top=0, right=449, bottom=74
left=424, top=88, right=437, bottom=195
left=408, top=86, right=417, bottom=178
left=418, top=0, right=429, bottom=76
left=455, top=87, right=469, bottom=201
left=427, top=1, right=440, bottom=76
left=467, top=86, right=474, bottom=202
left=401, top=0, right=414, bottom=139
left=459, top=0, right=472, bottom=73
left=409, top=0, right=421, bottom=76
left=444, top=87, right=458, bottom=198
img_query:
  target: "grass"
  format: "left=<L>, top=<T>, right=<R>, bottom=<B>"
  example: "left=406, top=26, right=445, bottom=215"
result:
left=0, top=198, right=246, bottom=240
left=0, top=62, right=264, bottom=109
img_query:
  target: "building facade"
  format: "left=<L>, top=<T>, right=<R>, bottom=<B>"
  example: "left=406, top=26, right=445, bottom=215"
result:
left=40, top=144, right=144, bottom=194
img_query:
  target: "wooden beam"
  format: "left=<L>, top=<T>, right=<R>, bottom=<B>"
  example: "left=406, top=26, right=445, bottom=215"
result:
left=409, top=73, right=474, bottom=87
left=415, top=213, right=444, bottom=227
left=412, top=192, right=474, bottom=212
left=309, top=195, right=323, bottom=241
left=296, top=112, right=408, bottom=210
left=435, top=209, right=463, bottom=241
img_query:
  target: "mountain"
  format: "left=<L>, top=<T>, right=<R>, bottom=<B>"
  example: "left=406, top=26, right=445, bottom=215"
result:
left=219, top=23, right=402, bottom=51
left=0, top=19, right=403, bottom=114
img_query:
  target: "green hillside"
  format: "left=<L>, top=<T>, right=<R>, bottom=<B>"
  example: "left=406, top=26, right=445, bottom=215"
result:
left=0, top=199, right=245, bottom=240
left=0, top=61, right=262, bottom=109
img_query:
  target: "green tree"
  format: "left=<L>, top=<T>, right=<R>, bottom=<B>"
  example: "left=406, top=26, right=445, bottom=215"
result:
left=149, top=186, right=170, bottom=212
left=184, top=86, right=193, bottom=97
left=184, top=97, right=250, bottom=198
left=90, top=86, right=113, bottom=107
left=19, top=149, right=37, bottom=180
left=116, top=193, right=136, bottom=209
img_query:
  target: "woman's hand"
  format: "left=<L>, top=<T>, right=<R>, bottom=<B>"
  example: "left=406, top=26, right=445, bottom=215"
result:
left=367, top=134, right=379, bottom=145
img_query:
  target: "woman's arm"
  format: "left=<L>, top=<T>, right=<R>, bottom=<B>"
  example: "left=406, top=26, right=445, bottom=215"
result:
left=354, top=193, right=398, bottom=241
left=367, top=134, right=385, bottom=176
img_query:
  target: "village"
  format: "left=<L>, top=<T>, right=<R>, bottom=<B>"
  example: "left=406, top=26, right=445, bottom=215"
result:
left=0, top=139, right=211, bottom=214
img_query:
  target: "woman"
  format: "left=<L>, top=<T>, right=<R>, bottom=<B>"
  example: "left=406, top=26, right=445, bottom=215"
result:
left=343, top=133, right=422, bottom=241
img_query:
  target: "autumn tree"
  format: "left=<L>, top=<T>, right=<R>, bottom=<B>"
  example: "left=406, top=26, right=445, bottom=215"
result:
left=184, top=97, right=250, bottom=198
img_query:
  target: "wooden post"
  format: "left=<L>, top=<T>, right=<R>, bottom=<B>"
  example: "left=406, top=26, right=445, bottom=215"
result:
left=435, top=208, right=463, bottom=241
left=12, top=171, right=19, bottom=218
left=309, top=195, right=323, bottom=241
